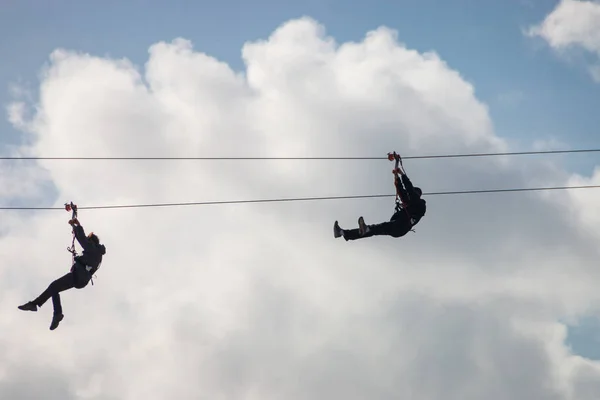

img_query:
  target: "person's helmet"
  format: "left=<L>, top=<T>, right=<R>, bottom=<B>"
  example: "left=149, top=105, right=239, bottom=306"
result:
left=414, top=187, right=422, bottom=197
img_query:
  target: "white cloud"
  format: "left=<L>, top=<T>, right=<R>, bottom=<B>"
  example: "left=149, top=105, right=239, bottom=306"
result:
left=527, top=0, right=600, bottom=53
left=527, top=0, right=600, bottom=81
left=3, top=16, right=600, bottom=399
left=6, top=102, right=27, bottom=130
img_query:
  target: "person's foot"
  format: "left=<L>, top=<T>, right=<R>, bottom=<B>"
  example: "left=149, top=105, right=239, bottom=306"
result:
left=49, top=313, right=64, bottom=330
left=18, top=301, right=37, bottom=312
left=358, top=217, right=369, bottom=235
left=333, top=221, right=344, bottom=238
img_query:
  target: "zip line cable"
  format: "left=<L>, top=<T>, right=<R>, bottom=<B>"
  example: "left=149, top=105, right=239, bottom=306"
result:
left=1, top=184, right=599, bottom=211
left=2, top=147, right=600, bottom=160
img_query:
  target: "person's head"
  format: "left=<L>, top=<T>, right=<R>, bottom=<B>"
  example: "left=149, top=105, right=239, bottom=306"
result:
left=87, top=232, right=100, bottom=245
left=414, top=187, right=422, bottom=198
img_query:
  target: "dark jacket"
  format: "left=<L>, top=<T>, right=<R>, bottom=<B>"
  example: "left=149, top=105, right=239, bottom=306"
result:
left=72, top=224, right=106, bottom=275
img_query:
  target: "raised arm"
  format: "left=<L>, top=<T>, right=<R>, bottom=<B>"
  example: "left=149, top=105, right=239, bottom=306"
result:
left=70, top=219, right=93, bottom=251
left=400, top=173, right=420, bottom=201
left=394, top=173, right=410, bottom=204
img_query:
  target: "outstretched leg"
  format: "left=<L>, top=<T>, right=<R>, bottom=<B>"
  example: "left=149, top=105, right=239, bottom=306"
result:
left=335, top=217, right=401, bottom=240
left=19, top=272, right=75, bottom=330
left=33, top=272, right=76, bottom=314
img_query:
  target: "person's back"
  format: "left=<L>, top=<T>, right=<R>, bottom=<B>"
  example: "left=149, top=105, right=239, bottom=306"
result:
left=405, top=197, right=426, bottom=226
left=73, top=224, right=106, bottom=273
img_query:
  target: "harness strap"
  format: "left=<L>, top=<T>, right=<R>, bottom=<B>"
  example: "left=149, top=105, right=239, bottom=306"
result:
left=391, top=153, right=413, bottom=218
left=65, top=201, right=78, bottom=266
left=64, top=202, right=101, bottom=285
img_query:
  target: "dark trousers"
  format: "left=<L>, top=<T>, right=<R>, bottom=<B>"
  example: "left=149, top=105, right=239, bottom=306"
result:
left=33, top=266, right=89, bottom=315
left=344, top=212, right=413, bottom=241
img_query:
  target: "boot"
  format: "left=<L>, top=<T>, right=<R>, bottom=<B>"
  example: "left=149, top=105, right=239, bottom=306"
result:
left=358, top=217, right=370, bottom=235
left=333, top=221, right=344, bottom=238
left=49, top=313, right=64, bottom=330
left=18, top=301, right=37, bottom=312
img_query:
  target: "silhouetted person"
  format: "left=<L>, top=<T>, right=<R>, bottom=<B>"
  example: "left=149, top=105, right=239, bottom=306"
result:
left=18, top=217, right=106, bottom=330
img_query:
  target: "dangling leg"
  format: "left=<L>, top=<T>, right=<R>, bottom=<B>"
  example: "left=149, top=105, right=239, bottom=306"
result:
left=334, top=219, right=370, bottom=240
left=19, top=272, right=75, bottom=330
left=336, top=217, right=398, bottom=241
left=358, top=216, right=400, bottom=237
left=32, top=272, right=76, bottom=311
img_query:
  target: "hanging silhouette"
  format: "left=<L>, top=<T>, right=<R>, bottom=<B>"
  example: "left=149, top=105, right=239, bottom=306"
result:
left=18, top=203, right=106, bottom=330
left=334, top=152, right=426, bottom=240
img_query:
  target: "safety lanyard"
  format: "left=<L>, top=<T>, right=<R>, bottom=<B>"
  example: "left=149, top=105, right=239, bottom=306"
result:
left=65, top=202, right=78, bottom=263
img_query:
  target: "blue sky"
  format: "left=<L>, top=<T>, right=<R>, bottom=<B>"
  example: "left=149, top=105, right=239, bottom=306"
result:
left=3, top=0, right=600, bottom=158
left=3, top=0, right=600, bottom=359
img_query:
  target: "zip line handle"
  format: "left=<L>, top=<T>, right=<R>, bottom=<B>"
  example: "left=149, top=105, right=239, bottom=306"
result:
left=65, top=202, right=78, bottom=220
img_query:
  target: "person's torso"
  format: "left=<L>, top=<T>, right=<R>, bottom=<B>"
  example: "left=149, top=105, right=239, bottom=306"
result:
left=406, top=199, right=426, bottom=220
left=75, top=248, right=103, bottom=268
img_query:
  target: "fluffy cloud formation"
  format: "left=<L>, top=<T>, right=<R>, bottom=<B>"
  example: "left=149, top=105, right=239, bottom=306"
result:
left=527, top=0, right=600, bottom=81
left=3, top=17, right=600, bottom=399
